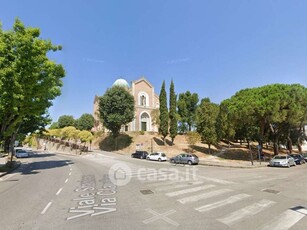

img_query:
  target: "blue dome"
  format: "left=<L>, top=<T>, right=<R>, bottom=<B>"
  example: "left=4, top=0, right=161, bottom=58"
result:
left=113, top=78, right=130, bottom=88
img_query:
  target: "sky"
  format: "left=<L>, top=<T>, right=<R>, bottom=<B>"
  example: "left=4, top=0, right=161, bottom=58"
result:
left=1, top=0, right=307, bottom=122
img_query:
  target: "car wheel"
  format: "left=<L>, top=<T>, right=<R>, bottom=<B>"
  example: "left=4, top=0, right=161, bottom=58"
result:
left=287, top=162, right=290, bottom=168
left=171, top=159, right=175, bottom=163
left=188, top=160, right=192, bottom=165
left=158, top=158, right=161, bottom=162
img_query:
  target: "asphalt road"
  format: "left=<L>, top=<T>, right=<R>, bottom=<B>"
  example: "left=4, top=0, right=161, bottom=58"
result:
left=0, top=151, right=307, bottom=230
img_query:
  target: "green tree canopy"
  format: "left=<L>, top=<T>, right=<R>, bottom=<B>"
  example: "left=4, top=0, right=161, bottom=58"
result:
left=177, top=91, right=199, bottom=132
left=76, top=113, right=94, bottom=131
left=159, top=81, right=168, bottom=143
left=196, top=98, right=219, bottom=153
left=225, top=83, right=307, bottom=154
left=0, top=18, right=65, bottom=154
left=169, top=80, right=177, bottom=144
left=58, top=115, right=75, bottom=128
left=99, top=85, right=135, bottom=138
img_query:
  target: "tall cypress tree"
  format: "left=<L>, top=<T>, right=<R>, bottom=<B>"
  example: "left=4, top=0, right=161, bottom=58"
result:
left=169, top=80, right=177, bottom=144
left=159, top=81, right=168, bottom=144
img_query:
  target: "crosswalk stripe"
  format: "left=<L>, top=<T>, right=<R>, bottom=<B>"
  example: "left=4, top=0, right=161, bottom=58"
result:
left=166, top=184, right=216, bottom=197
left=143, top=180, right=179, bottom=186
left=260, top=209, right=305, bottom=230
left=218, top=199, right=275, bottom=226
left=156, top=181, right=204, bottom=192
left=199, top=176, right=235, bottom=185
left=178, top=189, right=232, bottom=204
left=195, top=193, right=251, bottom=212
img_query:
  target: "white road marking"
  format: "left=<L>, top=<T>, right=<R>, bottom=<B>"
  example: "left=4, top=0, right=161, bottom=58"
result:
left=70, top=168, right=72, bottom=171
left=69, top=172, right=72, bottom=176
left=166, top=185, right=216, bottom=197
left=56, top=188, right=63, bottom=195
left=195, top=193, right=251, bottom=212
left=178, top=189, right=232, bottom=204
left=198, top=176, right=235, bottom=185
left=260, top=209, right=305, bottom=230
left=143, top=208, right=179, bottom=227
left=41, top=201, right=52, bottom=214
left=156, top=181, right=204, bottom=191
left=218, top=199, right=275, bottom=226
left=144, top=180, right=182, bottom=187
left=65, top=178, right=69, bottom=183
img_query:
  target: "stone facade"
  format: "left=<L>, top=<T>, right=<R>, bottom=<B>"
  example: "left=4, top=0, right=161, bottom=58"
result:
left=93, top=77, right=159, bottom=132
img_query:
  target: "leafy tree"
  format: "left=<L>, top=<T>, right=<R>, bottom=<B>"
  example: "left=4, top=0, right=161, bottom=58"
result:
left=99, top=85, right=135, bottom=141
left=78, top=130, right=94, bottom=150
left=60, top=126, right=77, bottom=140
left=169, top=80, right=177, bottom=144
left=226, top=84, right=307, bottom=155
left=177, top=91, right=199, bottom=132
left=186, top=131, right=201, bottom=152
left=58, top=115, right=75, bottom=128
left=159, top=81, right=168, bottom=143
left=196, top=98, right=219, bottom=154
left=76, top=113, right=94, bottom=131
left=0, top=19, right=65, bottom=160
left=216, top=100, right=235, bottom=147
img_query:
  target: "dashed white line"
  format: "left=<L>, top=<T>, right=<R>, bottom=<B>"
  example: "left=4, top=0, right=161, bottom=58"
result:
left=69, top=172, right=72, bottom=176
left=65, top=178, right=69, bottom=183
left=41, top=201, right=52, bottom=214
left=56, top=188, right=63, bottom=196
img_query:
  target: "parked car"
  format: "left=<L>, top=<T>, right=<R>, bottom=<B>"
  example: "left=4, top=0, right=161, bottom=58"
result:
left=170, top=153, right=199, bottom=165
left=131, top=151, right=149, bottom=159
left=15, top=149, right=29, bottom=158
left=289, top=154, right=306, bottom=165
left=269, top=155, right=296, bottom=168
left=302, top=153, right=307, bottom=162
left=147, top=152, right=167, bottom=162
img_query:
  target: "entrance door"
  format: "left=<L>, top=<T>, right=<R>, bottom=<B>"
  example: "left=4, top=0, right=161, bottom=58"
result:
left=141, top=122, right=147, bottom=131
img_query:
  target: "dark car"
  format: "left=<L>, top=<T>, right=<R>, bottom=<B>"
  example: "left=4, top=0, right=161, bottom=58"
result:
left=170, top=153, right=199, bottom=165
left=131, top=150, right=149, bottom=159
left=289, top=154, right=306, bottom=165
left=303, top=153, right=307, bottom=162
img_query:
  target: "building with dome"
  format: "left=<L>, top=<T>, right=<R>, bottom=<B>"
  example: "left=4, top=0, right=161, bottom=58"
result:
left=93, top=77, right=160, bottom=132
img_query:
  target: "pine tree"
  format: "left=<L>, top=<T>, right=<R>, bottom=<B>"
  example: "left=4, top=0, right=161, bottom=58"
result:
left=159, top=81, right=168, bottom=144
left=169, top=80, right=177, bottom=144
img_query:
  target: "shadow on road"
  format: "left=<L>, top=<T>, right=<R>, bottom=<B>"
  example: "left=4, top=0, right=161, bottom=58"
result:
left=21, top=159, right=73, bottom=175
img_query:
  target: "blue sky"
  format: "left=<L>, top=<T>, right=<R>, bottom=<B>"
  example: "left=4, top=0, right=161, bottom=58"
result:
left=1, top=0, right=307, bottom=122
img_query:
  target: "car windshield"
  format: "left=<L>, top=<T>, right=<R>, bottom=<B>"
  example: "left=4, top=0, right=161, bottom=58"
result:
left=274, top=156, right=286, bottom=159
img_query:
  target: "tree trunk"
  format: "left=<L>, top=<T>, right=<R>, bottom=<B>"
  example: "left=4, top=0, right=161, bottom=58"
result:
left=287, top=136, right=293, bottom=154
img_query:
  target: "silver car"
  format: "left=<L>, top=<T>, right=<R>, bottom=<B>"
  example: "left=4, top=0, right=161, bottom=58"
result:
left=15, top=149, right=29, bottom=158
left=170, top=153, right=199, bottom=165
left=269, top=155, right=296, bottom=168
